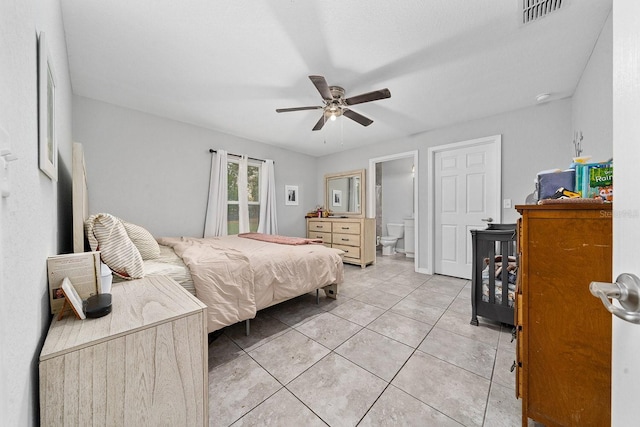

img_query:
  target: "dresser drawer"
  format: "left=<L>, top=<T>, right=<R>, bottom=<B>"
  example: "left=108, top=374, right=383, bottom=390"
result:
left=306, top=217, right=374, bottom=268
left=333, top=243, right=361, bottom=260
left=309, top=231, right=332, bottom=244
left=333, top=233, right=359, bottom=246
left=308, top=221, right=331, bottom=233
left=333, top=222, right=360, bottom=234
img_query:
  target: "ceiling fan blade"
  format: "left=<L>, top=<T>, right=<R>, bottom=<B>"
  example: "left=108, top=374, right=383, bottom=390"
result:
left=276, top=106, right=323, bottom=113
left=344, top=88, right=391, bottom=106
left=312, top=115, right=327, bottom=131
left=343, top=109, right=373, bottom=127
left=309, top=75, right=333, bottom=101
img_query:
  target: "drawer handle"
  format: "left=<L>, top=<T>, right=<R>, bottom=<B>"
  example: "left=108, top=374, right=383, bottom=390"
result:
left=341, top=238, right=349, bottom=241
left=316, top=236, right=323, bottom=239
left=317, top=225, right=324, bottom=229
left=341, top=227, right=349, bottom=230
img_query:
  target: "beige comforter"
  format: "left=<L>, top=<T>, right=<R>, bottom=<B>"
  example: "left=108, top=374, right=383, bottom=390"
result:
left=157, top=235, right=344, bottom=333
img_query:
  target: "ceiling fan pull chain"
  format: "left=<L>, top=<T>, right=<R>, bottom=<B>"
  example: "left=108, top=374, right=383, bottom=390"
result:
left=324, top=116, right=327, bottom=144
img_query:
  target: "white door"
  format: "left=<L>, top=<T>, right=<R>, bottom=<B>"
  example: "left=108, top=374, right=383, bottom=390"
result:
left=610, top=3, right=639, bottom=424
left=431, top=135, right=501, bottom=279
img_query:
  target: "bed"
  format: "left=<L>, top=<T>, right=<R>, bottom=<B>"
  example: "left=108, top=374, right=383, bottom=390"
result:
left=72, top=143, right=344, bottom=334
left=469, top=224, right=517, bottom=326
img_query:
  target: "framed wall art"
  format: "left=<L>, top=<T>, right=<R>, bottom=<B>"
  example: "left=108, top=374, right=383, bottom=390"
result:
left=285, top=185, right=299, bottom=206
left=38, top=31, right=58, bottom=181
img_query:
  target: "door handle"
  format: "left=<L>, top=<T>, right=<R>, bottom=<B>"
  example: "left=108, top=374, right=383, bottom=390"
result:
left=590, top=273, right=640, bottom=324
left=481, top=217, right=493, bottom=223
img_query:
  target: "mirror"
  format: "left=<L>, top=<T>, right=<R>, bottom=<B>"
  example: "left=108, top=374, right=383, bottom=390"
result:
left=325, top=169, right=365, bottom=217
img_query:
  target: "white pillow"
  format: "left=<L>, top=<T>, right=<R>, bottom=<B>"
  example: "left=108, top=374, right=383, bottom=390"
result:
left=85, top=213, right=144, bottom=279
left=122, top=221, right=161, bottom=260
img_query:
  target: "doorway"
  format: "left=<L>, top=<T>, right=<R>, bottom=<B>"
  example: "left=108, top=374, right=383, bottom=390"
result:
left=427, top=135, right=502, bottom=279
left=368, top=151, right=419, bottom=272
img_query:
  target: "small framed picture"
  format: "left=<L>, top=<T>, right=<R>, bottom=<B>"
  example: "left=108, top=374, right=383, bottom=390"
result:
left=332, top=189, right=342, bottom=207
left=38, top=31, right=58, bottom=181
left=61, top=277, right=86, bottom=320
left=285, top=185, right=299, bottom=206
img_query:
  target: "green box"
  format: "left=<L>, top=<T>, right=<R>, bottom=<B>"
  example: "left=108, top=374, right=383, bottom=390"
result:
left=578, top=162, right=613, bottom=201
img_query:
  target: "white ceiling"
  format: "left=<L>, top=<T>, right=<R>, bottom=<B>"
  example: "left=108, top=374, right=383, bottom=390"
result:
left=60, top=0, right=612, bottom=157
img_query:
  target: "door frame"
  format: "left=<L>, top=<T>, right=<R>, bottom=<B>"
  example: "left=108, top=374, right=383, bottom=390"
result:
left=427, top=134, right=502, bottom=275
left=368, top=150, right=419, bottom=272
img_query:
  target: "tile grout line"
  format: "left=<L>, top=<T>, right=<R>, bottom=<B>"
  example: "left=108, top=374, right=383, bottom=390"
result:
left=211, top=257, right=515, bottom=426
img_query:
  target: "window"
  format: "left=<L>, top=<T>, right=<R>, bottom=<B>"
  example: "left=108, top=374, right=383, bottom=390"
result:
left=227, top=159, right=261, bottom=234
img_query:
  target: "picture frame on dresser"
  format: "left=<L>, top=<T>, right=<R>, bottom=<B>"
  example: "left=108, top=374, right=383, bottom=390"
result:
left=38, top=31, right=58, bottom=181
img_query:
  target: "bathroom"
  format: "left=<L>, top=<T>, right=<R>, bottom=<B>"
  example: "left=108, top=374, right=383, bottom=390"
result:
left=375, top=157, right=415, bottom=258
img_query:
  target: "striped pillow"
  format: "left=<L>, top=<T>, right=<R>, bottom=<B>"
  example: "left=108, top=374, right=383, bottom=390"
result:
left=122, top=221, right=161, bottom=260
left=85, top=213, right=144, bottom=279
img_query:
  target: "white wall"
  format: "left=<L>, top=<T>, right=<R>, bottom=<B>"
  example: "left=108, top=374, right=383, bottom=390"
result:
left=72, top=96, right=318, bottom=238
left=572, top=11, right=613, bottom=163
left=0, top=0, right=74, bottom=425
left=317, top=8, right=614, bottom=272
left=381, top=157, right=414, bottom=251
left=317, top=99, right=574, bottom=272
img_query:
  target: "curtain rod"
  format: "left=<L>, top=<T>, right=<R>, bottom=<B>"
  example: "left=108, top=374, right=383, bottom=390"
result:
left=209, top=149, right=271, bottom=163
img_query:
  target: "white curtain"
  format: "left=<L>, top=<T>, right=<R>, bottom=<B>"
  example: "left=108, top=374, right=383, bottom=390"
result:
left=204, top=150, right=228, bottom=237
left=237, top=156, right=250, bottom=234
left=258, top=159, right=278, bottom=234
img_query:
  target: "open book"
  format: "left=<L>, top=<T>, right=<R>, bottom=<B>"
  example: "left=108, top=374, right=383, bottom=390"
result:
left=60, top=277, right=86, bottom=320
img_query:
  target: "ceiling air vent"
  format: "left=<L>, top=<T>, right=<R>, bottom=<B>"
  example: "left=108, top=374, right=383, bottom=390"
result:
left=522, top=0, right=563, bottom=24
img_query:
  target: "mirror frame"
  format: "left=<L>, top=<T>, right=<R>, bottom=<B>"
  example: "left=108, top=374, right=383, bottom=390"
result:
left=324, top=168, right=366, bottom=218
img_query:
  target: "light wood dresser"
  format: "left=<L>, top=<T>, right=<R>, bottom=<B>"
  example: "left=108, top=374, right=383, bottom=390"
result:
left=307, top=217, right=375, bottom=268
left=39, top=275, right=208, bottom=426
left=515, top=204, right=611, bottom=427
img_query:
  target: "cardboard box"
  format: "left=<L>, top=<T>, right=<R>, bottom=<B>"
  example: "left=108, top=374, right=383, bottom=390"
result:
left=575, top=162, right=613, bottom=201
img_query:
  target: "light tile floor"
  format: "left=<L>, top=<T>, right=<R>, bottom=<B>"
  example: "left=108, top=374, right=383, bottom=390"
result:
left=208, top=253, right=522, bottom=427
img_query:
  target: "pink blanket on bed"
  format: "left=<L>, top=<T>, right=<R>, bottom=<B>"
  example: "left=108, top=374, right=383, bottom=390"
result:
left=238, top=232, right=323, bottom=245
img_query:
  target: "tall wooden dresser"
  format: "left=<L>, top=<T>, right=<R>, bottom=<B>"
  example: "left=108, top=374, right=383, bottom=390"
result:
left=515, top=203, right=612, bottom=427
left=307, top=217, right=375, bottom=268
left=39, top=276, right=208, bottom=426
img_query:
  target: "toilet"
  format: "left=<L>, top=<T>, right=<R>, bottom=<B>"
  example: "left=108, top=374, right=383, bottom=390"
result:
left=380, top=223, right=404, bottom=255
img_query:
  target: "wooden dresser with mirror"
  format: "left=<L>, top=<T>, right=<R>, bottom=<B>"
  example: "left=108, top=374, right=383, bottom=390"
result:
left=307, top=169, right=375, bottom=268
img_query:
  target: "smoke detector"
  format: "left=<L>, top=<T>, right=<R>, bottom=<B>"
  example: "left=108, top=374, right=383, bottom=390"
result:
left=522, top=0, right=564, bottom=24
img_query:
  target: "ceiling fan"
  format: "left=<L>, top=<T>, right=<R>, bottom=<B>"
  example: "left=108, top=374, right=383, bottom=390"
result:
left=276, top=75, right=391, bottom=131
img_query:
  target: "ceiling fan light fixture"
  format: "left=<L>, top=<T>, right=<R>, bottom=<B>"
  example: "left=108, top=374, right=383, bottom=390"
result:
left=325, top=106, right=342, bottom=121
left=276, top=75, right=391, bottom=131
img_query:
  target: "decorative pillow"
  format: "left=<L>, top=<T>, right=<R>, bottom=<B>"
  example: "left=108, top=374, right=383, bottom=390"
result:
left=85, top=213, right=144, bottom=279
left=122, top=221, right=161, bottom=260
